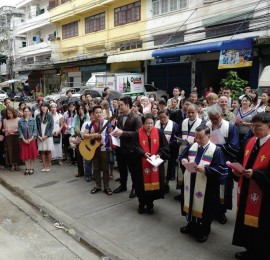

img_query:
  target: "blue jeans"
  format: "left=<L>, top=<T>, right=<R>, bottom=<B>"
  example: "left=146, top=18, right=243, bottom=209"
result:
left=84, top=160, right=93, bottom=178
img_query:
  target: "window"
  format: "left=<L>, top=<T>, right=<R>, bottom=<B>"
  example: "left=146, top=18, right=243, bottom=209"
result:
left=22, top=42, right=26, bottom=47
left=62, top=21, right=78, bottom=39
left=154, top=32, right=184, bottom=46
left=115, top=1, right=141, bottom=26
left=117, top=40, right=142, bottom=51
left=85, top=13, right=105, bottom=33
left=152, top=0, right=187, bottom=16
left=205, top=21, right=250, bottom=38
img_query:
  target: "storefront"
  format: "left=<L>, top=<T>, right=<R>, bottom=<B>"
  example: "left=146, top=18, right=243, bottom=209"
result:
left=152, top=37, right=259, bottom=96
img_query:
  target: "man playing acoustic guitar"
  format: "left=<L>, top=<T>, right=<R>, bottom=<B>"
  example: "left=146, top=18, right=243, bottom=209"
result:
left=83, top=105, right=113, bottom=195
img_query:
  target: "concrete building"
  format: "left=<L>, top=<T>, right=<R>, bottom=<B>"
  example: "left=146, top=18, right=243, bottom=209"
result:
left=7, top=0, right=270, bottom=95
left=0, top=6, right=25, bottom=82
left=14, top=0, right=60, bottom=94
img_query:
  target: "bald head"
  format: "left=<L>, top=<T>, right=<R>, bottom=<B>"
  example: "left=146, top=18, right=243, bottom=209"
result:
left=187, top=104, right=198, bottom=121
left=218, top=95, right=228, bottom=110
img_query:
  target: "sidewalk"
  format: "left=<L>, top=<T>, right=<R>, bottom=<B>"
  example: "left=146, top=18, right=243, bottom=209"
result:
left=0, top=162, right=237, bottom=260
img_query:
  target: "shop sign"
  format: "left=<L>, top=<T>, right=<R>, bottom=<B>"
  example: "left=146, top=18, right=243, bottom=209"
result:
left=218, top=49, right=252, bottom=69
left=156, top=56, right=180, bottom=64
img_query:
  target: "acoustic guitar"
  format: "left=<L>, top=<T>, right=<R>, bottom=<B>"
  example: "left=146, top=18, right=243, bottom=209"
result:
left=79, top=114, right=117, bottom=160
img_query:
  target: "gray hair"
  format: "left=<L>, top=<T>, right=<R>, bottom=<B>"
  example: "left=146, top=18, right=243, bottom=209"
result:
left=207, top=104, right=222, bottom=116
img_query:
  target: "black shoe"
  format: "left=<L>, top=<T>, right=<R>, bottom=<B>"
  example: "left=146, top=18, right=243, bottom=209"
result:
left=147, top=208, right=154, bottom=215
left=138, top=207, right=145, bottom=214
left=113, top=185, right=127, bottom=193
left=85, top=177, right=92, bottom=182
left=196, top=235, right=208, bottom=243
left=235, top=251, right=248, bottom=259
left=174, top=194, right=181, bottom=201
left=129, top=188, right=136, bottom=198
left=164, top=184, right=170, bottom=194
left=180, top=223, right=194, bottom=234
left=217, top=213, right=227, bottom=224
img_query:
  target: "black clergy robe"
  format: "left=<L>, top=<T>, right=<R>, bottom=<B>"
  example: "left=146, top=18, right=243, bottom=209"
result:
left=179, top=143, right=228, bottom=224
left=133, top=128, right=170, bottom=201
left=233, top=140, right=270, bottom=258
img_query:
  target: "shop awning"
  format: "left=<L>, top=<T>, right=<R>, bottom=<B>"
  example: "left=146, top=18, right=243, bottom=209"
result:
left=107, top=50, right=154, bottom=63
left=152, top=37, right=254, bottom=58
left=16, top=72, right=31, bottom=82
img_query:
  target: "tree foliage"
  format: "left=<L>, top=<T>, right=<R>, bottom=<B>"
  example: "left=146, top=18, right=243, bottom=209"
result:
left=220, top=70, right=248, bottom=98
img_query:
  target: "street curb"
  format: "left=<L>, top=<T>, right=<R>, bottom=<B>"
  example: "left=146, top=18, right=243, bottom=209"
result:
left=0, top=176, right=139, bottom=260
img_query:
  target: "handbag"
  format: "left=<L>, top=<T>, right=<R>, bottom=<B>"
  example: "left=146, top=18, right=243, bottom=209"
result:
left=53, top=135, right=61, bottom=143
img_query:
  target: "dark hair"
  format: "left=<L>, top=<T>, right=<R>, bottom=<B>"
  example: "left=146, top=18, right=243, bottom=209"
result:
left=132, top=100, right=143, bottom=114
left=102, top=92, right=108, bottom=98
left=120, top=96, right=132, bottom=109
left=66, top=90, right=72, bottom=95
left=148, top=93, right=157, bottom=100
left=242, top=94, right=253, bottom=103
left=22, top=106, right=32, bottom=118
left=158, top=109, right=169, bottom=116
left=173, top=87, right=181, bottom=91
left=104, top=87, right=109, bottom=92
left=158, top=98, right=166, bottom=105
left=23, top=106, right=31, bottom=112
left=76, top=103, right=86, bottom=115
left=18, top=101, right=26, bottom=109
left=4, top=97, right=11, bottom=104
left=40, top=102, right=50, bottom=123
left=196, top=125, right=210, bottom=135
left=142, top=113, right=154, bottom=124
left=252, top=112, right=270, bottom=124
left=151, top=104, right=159, bottom=111
left=80, top=94, right=86, bottom=101
left=258, top=91, right=269, bottom=107
left=6, top=107, right=17, bottom=119
left=92, top=105, right=102, bottom=112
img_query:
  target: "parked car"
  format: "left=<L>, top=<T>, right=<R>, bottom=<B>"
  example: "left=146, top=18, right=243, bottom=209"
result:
left=44, top=87, right=81, bottom=103
left=72, top=88, right=124, bottom=100
left=0, top=89, right=8, bottom=102
left=144, top=84, right=169, bottom=101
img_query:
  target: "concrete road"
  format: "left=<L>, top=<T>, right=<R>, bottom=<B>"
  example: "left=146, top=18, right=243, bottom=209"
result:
left=0, top=185, right=100, bottom=260
left=0, top=160, right=241, bottom=260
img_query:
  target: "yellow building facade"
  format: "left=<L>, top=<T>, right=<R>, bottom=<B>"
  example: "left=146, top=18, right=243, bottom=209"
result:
left=50, top=0, right=147, bottom=79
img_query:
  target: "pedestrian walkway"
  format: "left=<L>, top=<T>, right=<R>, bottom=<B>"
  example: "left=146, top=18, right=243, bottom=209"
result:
left=0, top=162, right=237, bottom=260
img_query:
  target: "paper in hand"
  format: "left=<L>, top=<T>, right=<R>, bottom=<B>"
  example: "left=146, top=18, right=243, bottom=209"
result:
left=226, top=161, right=245, bottom=174
left=146, top=155, right=164, bottom=167
left=182, top=161, right=197, bottom=172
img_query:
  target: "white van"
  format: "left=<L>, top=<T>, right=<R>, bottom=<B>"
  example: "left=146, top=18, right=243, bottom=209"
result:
left=257, top=65, right=270, bottom=95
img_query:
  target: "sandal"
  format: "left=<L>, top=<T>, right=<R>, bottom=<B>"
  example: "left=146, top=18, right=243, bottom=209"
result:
left=29, top=169, right=34, bottom=175
left=90, top=187, right=101, bottom=194
left=104, top=187, right=113, bottom=196
left=24, top=169, right=29, bottom=175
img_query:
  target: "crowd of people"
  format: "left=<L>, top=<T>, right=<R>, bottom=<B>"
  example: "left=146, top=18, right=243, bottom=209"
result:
left=0, top=85, right=269, bottom=259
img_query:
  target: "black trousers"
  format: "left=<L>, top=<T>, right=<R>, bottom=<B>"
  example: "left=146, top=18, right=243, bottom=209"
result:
left=116, top=149, right=135, bottom=189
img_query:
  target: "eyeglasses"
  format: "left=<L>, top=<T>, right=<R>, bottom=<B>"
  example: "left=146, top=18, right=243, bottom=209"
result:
left=251, top=124, right=265, bottom=129
left=209, top=115, right=221, bottom=121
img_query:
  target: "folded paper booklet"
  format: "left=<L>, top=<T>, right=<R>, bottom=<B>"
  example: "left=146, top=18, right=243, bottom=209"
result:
left=174, top=135, right=189, bottom=145
left=146, top=155, right=164, bottom=167
left=182, top=161, right=198, bottom=172
left=226, top=161, right=245, bottom=174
